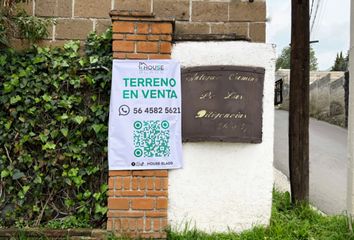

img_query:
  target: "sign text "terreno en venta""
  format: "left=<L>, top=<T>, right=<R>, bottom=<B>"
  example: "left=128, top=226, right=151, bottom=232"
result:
left=122, top=77, right=178, bottom=99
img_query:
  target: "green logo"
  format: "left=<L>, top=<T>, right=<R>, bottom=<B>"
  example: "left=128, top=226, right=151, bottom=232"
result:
left=134, top=121, right=142, bottom=129
left=134, top=148, right=143, bottom=157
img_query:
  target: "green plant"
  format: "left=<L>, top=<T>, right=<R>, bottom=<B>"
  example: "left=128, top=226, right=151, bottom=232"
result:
left=45, top=216, right=91, bottom=229
left=0, top=0, right=52, bottom=47
left=0, top=29, right=112, bottom=227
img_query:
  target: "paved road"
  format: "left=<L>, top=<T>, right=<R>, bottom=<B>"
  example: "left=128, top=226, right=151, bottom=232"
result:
left=274, top=110, right=348, bottom=215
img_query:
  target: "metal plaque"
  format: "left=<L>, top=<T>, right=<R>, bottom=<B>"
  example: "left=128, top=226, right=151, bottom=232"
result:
left=182, top=66, right=265, bottom=143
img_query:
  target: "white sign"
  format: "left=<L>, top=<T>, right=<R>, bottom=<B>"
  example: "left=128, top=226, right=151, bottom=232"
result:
left=108, top=60, right=183, bottom=170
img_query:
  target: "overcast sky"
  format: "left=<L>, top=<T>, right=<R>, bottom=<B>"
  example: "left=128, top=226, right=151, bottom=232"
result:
left=267, top=0, right=350, bottom=71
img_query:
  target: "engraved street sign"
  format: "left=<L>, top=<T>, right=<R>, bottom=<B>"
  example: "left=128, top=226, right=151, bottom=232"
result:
left=181, top=66, right=265, bottom=143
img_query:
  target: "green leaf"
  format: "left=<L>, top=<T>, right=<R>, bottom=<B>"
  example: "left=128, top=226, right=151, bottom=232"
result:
left=91, top=124, right=103, bottom=134
left=34, top=175, right=42, bottom=184
left=10, top=95, right=22, bottom=104
left=33, top=56, right=45, bottom=64
left=42, top=142, right=56, bottom=150
left=83, top=190, right=92, bottom=199
left=3, top=82, right=14, bottom=93
left=0, top=55, right=7, bottom=66
left=93, top=193, right=101, bottom=201
left=100, top=183, right=108, bottom=193
left=5, top=121, right=12, bottom=130
left=60, top=128, right=69, bottom=137
left=12, top=170, right=25, bottom=180
left=95, top=203, right=107, bottom=215
left=42, top=94, right=52, bottom=102
left=58, top=113, right=69, bottom=121
left=39, top=133, right=48, bottom=143
left=89, top=56, right=98, bottom=64
left=73, top=116, right=85, bottom=124
left=1, top=169, right=10, bottom=178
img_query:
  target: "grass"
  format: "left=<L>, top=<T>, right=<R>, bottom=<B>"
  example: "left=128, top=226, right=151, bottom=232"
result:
left=165, top=190, right=354, bottom=240
left=7, top=191, right=354, bottom=239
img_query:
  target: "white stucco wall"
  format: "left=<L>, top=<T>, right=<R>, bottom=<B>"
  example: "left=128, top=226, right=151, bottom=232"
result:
left=169, top=41, right=276, bottom=233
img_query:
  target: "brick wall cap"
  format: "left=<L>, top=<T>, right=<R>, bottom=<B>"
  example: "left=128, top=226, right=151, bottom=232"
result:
left=110, top=10, right=155, bottom=18
left=173, top=34, right=251, bottom=42
left=110, top=11, right=175, bottom=24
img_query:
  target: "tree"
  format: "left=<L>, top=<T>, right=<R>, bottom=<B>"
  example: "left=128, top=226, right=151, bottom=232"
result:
left=331, top=51, right=348, bottom=71
left=276, top=46, right=318, bottom=71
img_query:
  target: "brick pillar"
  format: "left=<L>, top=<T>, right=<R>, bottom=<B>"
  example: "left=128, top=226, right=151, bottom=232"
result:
left=108, top=11, right=174, bottom=239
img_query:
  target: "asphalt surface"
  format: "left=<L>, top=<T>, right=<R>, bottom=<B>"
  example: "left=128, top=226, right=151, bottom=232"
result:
left=274, top=110, right=348, bottom=215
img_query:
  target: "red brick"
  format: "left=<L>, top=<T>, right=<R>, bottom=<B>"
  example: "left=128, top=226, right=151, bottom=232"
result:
left=113, top=41, right=135, bottom=52
left=108, top=198, right=129, bottom=210
left=156, top=198, right=168, bottom=209
left=113, top=22, right=135, bottom=33
left=148, top=35, right=160, bottom=41
left=107, top=190, right=115, bottom=196
left=109, top=170, right=132, bottom=176
left=161, top=178, right=168, bottom=190
left=112, top=33, right=124, bottom=40
left=160, top=42, right=171, bottom=54
left=137, top=23, right=149, bottom=34
left=145, top=218, right=151, bottom=231
left=131, top=198, right=154, bottom=210
left=113, top=52, right=126, bottom=59
left=129, top=218, right=137, bottom=231
left=146, top=178, right=154, bottom=190
left=146, top=190, right=168, bottom=197
left=116, top=177, right=122, bottom=190
left=119, top=190, right=145, bottom=197
left=146, top=211, right=168, bottom=217
left=126, top=34, right=147, bottom=41
left=132, top=170, right=168, bottom=177
left=122, top=177, right=131, bottom=189
left=155, top=178, right=161, bottom=190
left=127, top=53, right=149, bottom=59
left=113, top=219, right=121, bottom=231
left=108, top=210, right=144, bottom=218
left=153, top=219, right=160, bottom=231
left=108, top=178, right=115, bottom=189
left=137, top=219, right=144, bottom=231
left=151, top=23, right=173, bottom=34
left=149, top=54, right=171, bottom=59
left=137, top=42, right=158, bottom=53
left=132, top=177, right=139, bottom=190
left=107, top=219, right=113, bottom=231
left=120, top=218, right=129, bottom=230
left=139, top=178, right=146, bottom=189
left=160, top=35, right=172, bottom=41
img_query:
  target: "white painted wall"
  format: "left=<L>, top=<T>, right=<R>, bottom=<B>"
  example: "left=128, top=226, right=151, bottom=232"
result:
left=347, top=1, right=354, bottom=214
left=169, top=41, right=276, bottom=233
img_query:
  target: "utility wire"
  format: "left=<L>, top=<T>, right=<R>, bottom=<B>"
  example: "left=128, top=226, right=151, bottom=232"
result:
left=310, top=0, right=316, bottom=20
left=313, top=0, right=328, bottom=36
left=310, top=0, right=321, bottom=35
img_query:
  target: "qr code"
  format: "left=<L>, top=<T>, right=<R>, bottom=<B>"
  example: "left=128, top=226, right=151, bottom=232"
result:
left=133, top=120, right=170, bottom=158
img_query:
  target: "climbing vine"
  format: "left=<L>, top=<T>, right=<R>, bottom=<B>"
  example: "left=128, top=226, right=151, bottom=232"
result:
left=0, top=29, right=112, bottom=227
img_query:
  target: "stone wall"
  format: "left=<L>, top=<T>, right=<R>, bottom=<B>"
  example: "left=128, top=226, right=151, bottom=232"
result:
left=14, top=0, right=266, bottom=47
left=276, top=70, right=346, bottom=127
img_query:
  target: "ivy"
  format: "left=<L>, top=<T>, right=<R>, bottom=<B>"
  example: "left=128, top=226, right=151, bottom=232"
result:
left=0, top=28, right=112, bottom=227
